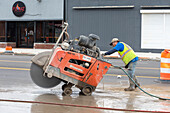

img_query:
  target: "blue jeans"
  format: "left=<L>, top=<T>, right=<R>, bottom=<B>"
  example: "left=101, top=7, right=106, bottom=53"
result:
left=127, top=61, right=137, bottom=88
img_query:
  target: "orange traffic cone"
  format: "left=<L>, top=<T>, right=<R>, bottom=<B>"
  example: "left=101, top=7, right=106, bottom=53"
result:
left=160, top=49, right=170, bottom=81
left=4, top=46, right=14, bottom=53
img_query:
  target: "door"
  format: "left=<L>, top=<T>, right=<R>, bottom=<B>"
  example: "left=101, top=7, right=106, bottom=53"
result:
left=17, top=22, right=34, bottom=48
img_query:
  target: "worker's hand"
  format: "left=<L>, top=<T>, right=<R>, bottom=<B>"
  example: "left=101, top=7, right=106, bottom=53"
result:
left=101, top=53, right=105, bottom=57
left=125, top=65, right=128, bottom=69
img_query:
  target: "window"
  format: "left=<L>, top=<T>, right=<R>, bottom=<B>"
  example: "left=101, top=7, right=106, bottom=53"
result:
left=0, top=22, right=5, bottom=42
left=36, top=21, right=62, bottom=43
left=7, top=22, right=16, bottom=42
left=141, top=10, right=170, bottom=49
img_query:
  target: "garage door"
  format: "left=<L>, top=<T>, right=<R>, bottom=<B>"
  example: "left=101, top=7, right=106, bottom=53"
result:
left=141, top=10, right=170, bottom=49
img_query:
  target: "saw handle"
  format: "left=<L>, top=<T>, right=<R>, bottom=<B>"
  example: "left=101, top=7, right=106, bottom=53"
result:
left=43, top=22, right=69, bottom=72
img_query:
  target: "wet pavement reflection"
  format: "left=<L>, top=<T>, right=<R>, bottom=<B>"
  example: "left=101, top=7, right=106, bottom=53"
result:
left=31, top=94, right=102, bottom=113
left=0, top=81, right=170, bottom=113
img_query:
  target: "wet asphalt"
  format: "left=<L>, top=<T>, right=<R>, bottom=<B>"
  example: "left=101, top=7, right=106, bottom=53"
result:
left=0, top=55, right=170, bottom=113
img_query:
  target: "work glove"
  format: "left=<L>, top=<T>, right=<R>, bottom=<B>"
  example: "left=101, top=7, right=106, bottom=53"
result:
left=101, top=53, right=105, bottom=58
left=125, top=65, right=128, bottom=69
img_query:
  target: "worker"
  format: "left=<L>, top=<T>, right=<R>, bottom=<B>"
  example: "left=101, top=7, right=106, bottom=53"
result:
left=102, top=38, right=140, bottom=91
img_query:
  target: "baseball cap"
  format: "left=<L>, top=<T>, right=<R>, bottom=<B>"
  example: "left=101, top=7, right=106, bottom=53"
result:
left=109, top=38, right=119, bottom=46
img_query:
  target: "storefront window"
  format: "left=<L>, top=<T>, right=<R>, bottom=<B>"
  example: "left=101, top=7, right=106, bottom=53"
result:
left=36, top=21, right=43, bottom=43
left=0, top=21, right=62, bottom=47
left=0, top=22, right=5, bottom=42
left=7, top=22, right=16, bottom=42
left=36, top=21, right=62, bottom=43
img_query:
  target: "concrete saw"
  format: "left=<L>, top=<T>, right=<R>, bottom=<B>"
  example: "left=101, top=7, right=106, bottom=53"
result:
left=29, top=23, right=112, bottom=96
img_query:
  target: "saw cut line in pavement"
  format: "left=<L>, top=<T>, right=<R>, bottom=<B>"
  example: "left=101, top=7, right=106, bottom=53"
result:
left=0, top=98, right=169, bottom=113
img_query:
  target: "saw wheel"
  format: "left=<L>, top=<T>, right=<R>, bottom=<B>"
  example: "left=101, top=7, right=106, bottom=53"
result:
left=30, top=63, right=61, bottom=88
left=30, top=51, right=61, bottom=88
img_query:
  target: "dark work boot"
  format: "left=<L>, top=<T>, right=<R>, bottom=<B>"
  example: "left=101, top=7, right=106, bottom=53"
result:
left=124, top=87, right=135, bottom=91
left=124, top=84, right=135, bottom=91
left=134, top=78, right=140, bottom=89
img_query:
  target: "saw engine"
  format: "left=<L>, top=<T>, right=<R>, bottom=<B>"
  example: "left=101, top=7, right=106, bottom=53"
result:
left=62, top=34, right=101, bottom=59
left=30, top=23, right=112, bottom=96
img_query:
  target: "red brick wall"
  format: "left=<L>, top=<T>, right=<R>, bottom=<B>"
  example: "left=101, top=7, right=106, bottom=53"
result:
left=0, top=42, right=16, bottom=48
left=0, top=42, right=55, bottom=49
left=34, top=43, right=55, bottom=49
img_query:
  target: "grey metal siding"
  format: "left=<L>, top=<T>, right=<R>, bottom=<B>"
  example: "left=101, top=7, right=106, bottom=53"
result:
left=65, top=0, right=170, bottom=52
left=72, top=9, right=137, bottom=51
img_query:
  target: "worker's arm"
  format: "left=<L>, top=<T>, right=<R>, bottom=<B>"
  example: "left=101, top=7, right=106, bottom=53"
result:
left=104, top=49, right=117, bottom=55
left=104, top=42, right=124, bottom=55
left=103, top=42, right=123, bottom=56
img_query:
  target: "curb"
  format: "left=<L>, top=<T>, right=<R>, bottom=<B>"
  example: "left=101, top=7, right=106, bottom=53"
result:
left=0, top=52, right=35, bottom=56
left=154, top=79, right=170, bottom=84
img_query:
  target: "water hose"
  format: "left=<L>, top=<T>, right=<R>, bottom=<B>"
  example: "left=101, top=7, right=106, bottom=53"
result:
left=113, top=66, right=170, bottom=100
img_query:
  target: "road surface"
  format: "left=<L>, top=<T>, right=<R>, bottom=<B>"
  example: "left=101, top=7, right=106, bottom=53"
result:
left=0, top=55, right=169, bottom=113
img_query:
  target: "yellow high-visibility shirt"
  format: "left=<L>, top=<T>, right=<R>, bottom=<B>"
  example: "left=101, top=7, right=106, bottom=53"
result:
left=118, top=42, right=137, bottom=65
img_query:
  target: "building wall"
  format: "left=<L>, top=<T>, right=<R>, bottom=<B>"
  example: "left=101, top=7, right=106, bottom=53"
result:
left=65, top=0, right=170, bottom=52
left=0, top=0, right=63, bottom=21
left=0, top=0, right=63, bottom=49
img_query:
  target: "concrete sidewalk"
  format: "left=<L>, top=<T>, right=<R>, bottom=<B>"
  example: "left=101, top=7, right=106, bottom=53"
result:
left=0, top=48, right=161, bottom=60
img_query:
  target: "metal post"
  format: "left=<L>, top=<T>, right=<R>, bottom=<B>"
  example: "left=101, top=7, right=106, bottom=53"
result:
left=64, top=0, right=68, bottom=22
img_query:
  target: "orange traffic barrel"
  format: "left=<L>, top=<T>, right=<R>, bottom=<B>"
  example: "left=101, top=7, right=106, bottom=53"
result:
left=160, top=49, right=170, bottom=80
left=4, top=46, right=13, bottom=53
